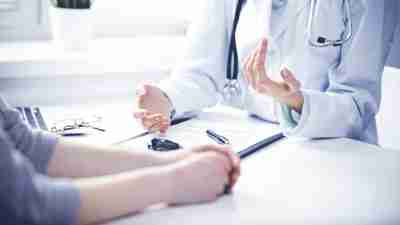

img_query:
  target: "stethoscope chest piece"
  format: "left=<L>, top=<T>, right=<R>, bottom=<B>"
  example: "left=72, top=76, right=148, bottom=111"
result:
left=223, top=79, right=242, bottom=107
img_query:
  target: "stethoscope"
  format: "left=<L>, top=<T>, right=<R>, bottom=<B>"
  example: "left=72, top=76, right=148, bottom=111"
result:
left=223, top=0, right=353, bottom=104
left=307, top=0, right=353, bottom=47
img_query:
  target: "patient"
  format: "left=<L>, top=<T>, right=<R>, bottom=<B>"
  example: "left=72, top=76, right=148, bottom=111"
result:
left=0, top=96, right=240, bottom=225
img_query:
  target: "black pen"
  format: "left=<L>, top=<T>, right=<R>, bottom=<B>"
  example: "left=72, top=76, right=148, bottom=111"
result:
left=206, top=129, right=230, bottom=145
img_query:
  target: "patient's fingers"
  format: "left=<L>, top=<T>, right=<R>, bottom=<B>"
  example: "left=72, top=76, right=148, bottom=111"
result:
left=191, top=144, right=241, bottom=189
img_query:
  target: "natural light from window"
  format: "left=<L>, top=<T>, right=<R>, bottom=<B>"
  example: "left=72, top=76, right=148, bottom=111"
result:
left=92, top=0, right=199, bottom=37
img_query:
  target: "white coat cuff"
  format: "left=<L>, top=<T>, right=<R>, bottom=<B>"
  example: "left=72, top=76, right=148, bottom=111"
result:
left=245, top=88, right=278, bottom=122
left=157, top=79, right=194, bottom=118
left=280, top=89, right=313, bottom=137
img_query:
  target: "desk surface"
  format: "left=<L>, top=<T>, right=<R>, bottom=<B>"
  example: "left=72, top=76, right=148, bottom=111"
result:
left=104, top=138, right=400, bottom=225
left=42, top=104, right=400, bottom=225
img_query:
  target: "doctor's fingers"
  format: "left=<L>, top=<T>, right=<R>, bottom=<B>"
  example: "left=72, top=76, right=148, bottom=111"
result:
left=243, top=54, right=253, bottom=85
left=253, top=39, right=270, bottom=79
left=253, top=40, right=272, bottom=91
left=133, top=109, right=149, bottom=119
left=254, top=38, right=268, bottom=70
left=135, top=84, right=146, bottom=97
left=136, top=95, right=147, bottom=110
left=135, top=83, right=153, bottom=102
left=146, top=120, right=170, bottom=133
left=257, top=79, right=289, bottom=97
left=245, top=49, right=258, bottom=88
left=281, top=68, right=301, bottom=91
left=142, top=114, right=169, bottom=130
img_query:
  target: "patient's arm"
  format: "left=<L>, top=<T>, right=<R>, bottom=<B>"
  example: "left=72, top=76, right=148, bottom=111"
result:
left=47, top=139, right=241, bottom=186
left=74, top=166, right=173, bottom=225
left=74, top=151, right=232, bottom=225
left=47, top=139, right=177, bottom=178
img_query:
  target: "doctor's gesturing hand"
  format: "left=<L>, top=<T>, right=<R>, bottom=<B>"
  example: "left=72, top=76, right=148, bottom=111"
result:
left=244, top=38, right=304, bottom=113
left=134, top=83, right=172, bottom=133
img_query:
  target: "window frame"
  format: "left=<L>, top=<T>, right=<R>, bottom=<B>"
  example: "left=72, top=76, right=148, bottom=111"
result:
left=0, top=0, right=197, bottom=42
left=0, top=0, right=50, bottom=41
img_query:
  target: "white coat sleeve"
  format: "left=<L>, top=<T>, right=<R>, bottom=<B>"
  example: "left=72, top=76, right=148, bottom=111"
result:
left=244, top=88, right=278, bottom=122
left=158, top=0, right=230, bottom=116
left=282, top=0, right=398, bottom=144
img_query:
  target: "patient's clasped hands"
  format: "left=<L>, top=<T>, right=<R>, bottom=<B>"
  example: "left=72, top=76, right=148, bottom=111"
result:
left=164, top=145, right=240, bottom=204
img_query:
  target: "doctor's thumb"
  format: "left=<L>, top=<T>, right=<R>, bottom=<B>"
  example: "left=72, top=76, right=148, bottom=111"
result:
left=136, top=82, right=157, bottom=97
left=281, top=68, right=300, bottom=90
left=260, top=38, right=268, bottom=50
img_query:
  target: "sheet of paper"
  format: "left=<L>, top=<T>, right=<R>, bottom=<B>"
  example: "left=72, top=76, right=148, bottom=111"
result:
left=41, top=102, right=147, bottom=145
left=123, top=106, right=281, bottom=153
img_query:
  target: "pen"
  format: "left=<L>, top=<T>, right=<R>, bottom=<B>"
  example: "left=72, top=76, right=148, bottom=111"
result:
left=206, top=129, right=230, bottom=145
left=238, top=132, right=285, bottom=159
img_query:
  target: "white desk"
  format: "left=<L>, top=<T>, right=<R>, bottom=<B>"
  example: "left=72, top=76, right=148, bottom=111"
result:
left=108, top=107, right=400, bottom=225
left=42, top=104, right=400, bottom=225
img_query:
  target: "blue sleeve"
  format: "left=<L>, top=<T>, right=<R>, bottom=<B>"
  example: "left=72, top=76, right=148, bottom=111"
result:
left=0, top=98, right=58, bottom=174
left=279, top=103, right=298, bottom=130
left=0, top=129, right=80, bottom=225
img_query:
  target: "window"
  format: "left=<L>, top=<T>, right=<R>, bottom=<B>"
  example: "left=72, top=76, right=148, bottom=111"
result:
left=0, top=0, right=50, bottom=41
left=0, top=0, right=18, bottom=11
left=0, top=0, right=199, bottom=41
left=92, top=0, right=199, bottom=38
left=0, top=0, right=199, bottom=78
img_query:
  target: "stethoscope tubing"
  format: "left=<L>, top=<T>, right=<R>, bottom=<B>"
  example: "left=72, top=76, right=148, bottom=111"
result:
left=307, top=0, right=353, bottom=47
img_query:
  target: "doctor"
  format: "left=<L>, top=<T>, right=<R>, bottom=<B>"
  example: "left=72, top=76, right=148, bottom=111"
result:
left=134, top=0, right=398, bottom=145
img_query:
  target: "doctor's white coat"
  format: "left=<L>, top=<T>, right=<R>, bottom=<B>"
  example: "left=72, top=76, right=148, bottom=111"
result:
left=159, top=0, right=399, bottom=145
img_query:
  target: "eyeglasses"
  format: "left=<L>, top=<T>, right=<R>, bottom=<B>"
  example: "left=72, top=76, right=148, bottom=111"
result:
left=50, top=115, right=106, bottom=135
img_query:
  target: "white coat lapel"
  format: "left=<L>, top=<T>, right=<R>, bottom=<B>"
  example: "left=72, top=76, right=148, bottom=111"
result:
left=270, top=0, right=307, bottom=39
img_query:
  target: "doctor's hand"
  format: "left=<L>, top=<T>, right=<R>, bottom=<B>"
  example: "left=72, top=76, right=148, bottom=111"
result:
left=134, top=83, right=172, bottom=133
left=244, top=38, right=304, bottom=113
